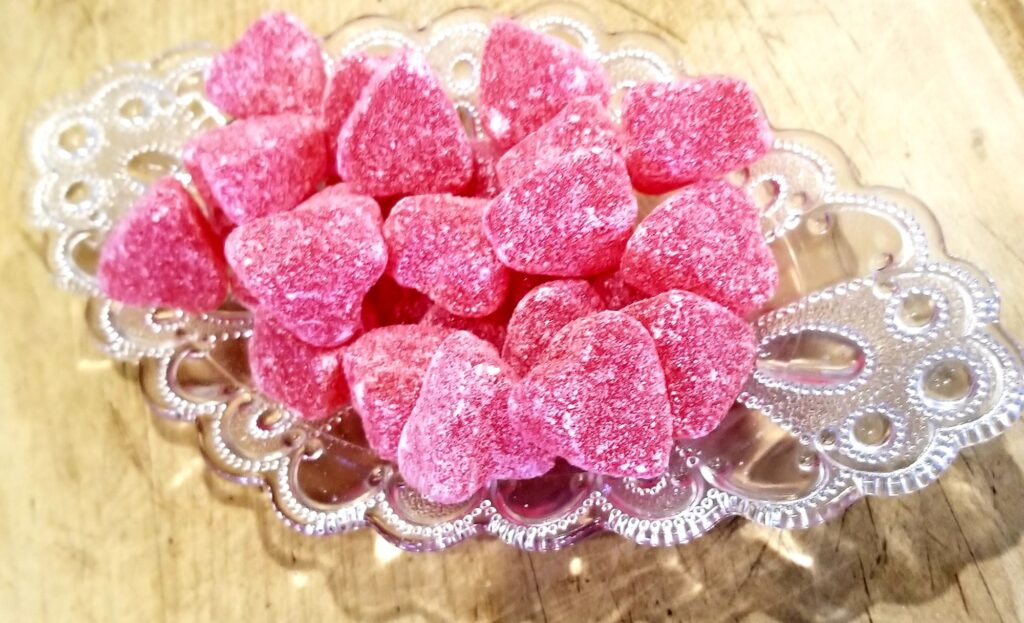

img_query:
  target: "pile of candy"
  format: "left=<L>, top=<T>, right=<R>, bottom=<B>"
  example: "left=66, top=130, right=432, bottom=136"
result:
left=96, top=12, right=778, bottom=503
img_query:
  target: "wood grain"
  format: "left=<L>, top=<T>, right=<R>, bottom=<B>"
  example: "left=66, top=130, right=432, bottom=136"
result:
left=2, top=1, right=1023, bottom=621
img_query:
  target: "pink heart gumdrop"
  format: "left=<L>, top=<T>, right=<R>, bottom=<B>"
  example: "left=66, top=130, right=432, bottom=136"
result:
left=343, top=325, right=454, bottom=461
left=622, top=77, right=773, bottom=194
left=337, top=51, right=473, bottom=197
left=321, top=52, right=386, bottom=166
left=249, top=312, right=349, bottom=421
left=183, top=113, right=328, bottom=225
left=621, top=179, right=777, bottom=316
left=98, top=176, right=227, bottom=312
left=384, top=194, right=510, bottom=317
left=496, top=96, right=621, bottom=187
left=483, top=149, right=637, bottom=277
left=508, top=311, right=673, bottom=478
left=502, top=279, right=605, bottom=375
left=205, top=12, right=326, bottom=118
left=479, top=20, right=610, bottom=150
left=398, top=331, right=550, bottom=504
left=225, top=185, right=387, bottom=347
left=623, top=290, right=757, bottom=439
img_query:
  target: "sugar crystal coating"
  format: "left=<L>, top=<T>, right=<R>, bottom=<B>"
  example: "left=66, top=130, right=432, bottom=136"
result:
left=502, top=279, right=605, bottom=375
left=183, top=114, right=328, bottom=225
left=483, top=149, right=637, bottom=277
left=398, top=331, right=550, bottom=503
left=225, top=185, right=386, bottom=346
left=419, top=304, right=507, bottom=350
left=205, top=12, right=326, bottom=118
left=479, top=20, right=611, bottom=150
left=321, top=52, right=386, bottom=166
left=496, top=96, right=621, bottom=186
left=621, top=179, right=777, bottom=316
left=343, top=325, right=453, bottom=460
left=337, top=51, right=473, bottom=197
left=622, top=77, right=773, bottom=194
left=249, top=312, right=349, bottom=421
left=384, top=194, right=509, bottom=317
left=98, top=176, right=227, bottom=312
left=590, top=270, right=644, bottom=310
left=508, top=311, right=673, bottom=477
left=623, top=290, right=756, bottom=438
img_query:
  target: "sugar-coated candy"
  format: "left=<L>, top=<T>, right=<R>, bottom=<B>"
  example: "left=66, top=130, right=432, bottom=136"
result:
left=183, top=114, right=328, bottom=225
left=205, top=12, right=326, bottom=118
left=621, top=180, right=777, bottom=316
left=622, top=77, right=773, bottom=194
left=98, top=176, right=227, bottom=312
left=496, top=96, right=621, bottom=186
left=419, top=305, right=507, bottom=350
left=484, top=149, right=637, bottom=277
left=589, top=270, right=644, bottom=310
left=225, top=185, right=386, bottom=346
left=623, top=291, right=756, bottom=438
left=398, top=331, right=550, bottom=503
left=479, top=20, right=610, bottom=150
left=508, top=311, right=673, bottom=478
left=464, top=138, right=502, bottom=198
left=502, top=279, right=605, bottom=375
left=249, top=312, right=349, bottom=421
left=337, top=51, right=473, bottom=197
left=321, top=52, right=386, bottom=166
left=367, top=275, right=432, bottom=325
left=343, top=325, right=453, bottom=460
left=384, top=194, right=509, bottom=317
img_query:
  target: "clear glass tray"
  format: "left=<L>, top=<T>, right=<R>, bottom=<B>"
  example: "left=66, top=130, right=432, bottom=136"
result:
left=24, top=2, right=1024, bottom=551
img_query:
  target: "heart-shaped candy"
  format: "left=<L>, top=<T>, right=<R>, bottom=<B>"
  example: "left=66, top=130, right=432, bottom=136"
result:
left=97, top=176, right=227, bottom=312
left=483, top=149, right=637, bottom=277
left=496, top=96, right=621, bottom=187
left=337, top=51, right=473, bottom=197
left=622, top=77, right=773, bottom=194
left=479, top=20, right=610, bottom=150
left=225, top=185, right=387, bottom=347
left=343, top=325, right=454, bottom=460
left=183, top=113, right=328, bottom=226
left=384, top=194, right=510, bottom=317
left=621, top=179, right=777, bottom=316
left=249, top=312, right=350, bottom=421
left=508, top=311, right=673, bottom=478
left=205, top=12, right=326, bottom=118
left=321, top=52, right=386, bottom=167
left=623, top=290, right=757, bottom=439
left=502, top=279, right=605, bottom=375
left=398, top=331, right=550, bottom=503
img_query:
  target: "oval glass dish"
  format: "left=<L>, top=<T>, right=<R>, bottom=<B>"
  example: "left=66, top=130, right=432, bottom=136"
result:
left=25, top=2, right=1024, bottom=551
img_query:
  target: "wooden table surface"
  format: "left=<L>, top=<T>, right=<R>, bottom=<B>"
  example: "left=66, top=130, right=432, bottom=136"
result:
left=3, top=0, right=1024, bottom=621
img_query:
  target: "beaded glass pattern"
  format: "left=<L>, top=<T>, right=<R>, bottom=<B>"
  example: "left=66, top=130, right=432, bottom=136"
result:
left=25, top=3, right=1024, bottom=550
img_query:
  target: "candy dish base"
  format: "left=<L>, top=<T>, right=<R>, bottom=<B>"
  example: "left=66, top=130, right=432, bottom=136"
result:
left=25, top=2, right=1024, bottom=551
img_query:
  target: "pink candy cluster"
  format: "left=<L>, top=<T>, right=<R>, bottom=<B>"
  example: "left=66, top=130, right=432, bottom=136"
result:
left=96, top=12, right=779, bottom=504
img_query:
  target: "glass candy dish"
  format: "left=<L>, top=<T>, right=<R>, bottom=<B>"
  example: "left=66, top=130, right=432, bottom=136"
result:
left=25, top=3, right=1024, bottom=551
